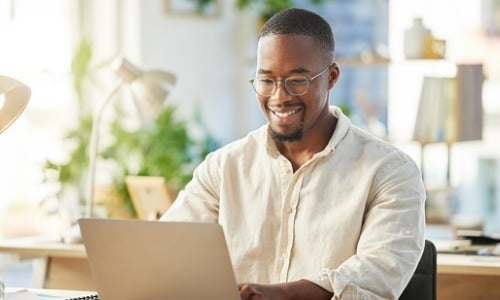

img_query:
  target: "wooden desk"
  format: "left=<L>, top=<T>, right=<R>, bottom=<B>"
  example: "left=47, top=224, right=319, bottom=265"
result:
left=2, top=239, right=500, bottom=297
left=0, top=239, right=94, bottom=291
left=437, top=254, right=500, bottom=299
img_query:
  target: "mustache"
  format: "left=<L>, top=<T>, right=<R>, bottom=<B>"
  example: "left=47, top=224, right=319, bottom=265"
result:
left=267, top=102, right=305, bottom=109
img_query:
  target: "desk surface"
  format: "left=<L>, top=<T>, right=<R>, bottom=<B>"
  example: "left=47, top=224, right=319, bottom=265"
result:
left=437, top=253, right=500, bottom=276
left=2, top=238, right=500, bottom=276
left=0, top=239, right=86, bottom=258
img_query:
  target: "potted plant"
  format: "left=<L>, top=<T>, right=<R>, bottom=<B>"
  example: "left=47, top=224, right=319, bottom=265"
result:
left=43, top=40, right=219, bottom=218
left=107, top=105, right=219, bottom=217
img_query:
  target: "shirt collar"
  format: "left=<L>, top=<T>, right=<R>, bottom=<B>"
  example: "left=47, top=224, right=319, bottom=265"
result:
left=264, top=105, right=351, bottom=156
left=326, top=105, right=351, bottom=152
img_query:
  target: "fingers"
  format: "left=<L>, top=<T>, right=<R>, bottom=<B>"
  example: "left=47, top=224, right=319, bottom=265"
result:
left=238, top=283, right=263, bottom=300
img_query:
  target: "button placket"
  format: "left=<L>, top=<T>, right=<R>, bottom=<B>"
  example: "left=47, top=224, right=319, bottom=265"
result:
left=279, top=170, right=304, bottom=281
left=275, top=158, right=293, bottom=280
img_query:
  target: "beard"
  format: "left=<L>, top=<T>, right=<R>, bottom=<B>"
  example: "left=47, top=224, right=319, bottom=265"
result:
left=270, top=127, right=303, bottom=142
left=267, top=101, right=306, bottom=143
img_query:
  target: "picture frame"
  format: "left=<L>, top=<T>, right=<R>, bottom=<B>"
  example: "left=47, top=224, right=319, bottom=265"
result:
left=164, top=0, right=220, bottom=18
left=125, top=176, right=173, bottom=220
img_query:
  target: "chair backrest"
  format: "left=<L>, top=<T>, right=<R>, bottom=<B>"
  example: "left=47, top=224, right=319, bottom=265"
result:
left=399, top=240, right=437, bottom=300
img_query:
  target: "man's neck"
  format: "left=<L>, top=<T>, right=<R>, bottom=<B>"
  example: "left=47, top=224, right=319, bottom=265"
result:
left=276, top=113, right=337, bottom=171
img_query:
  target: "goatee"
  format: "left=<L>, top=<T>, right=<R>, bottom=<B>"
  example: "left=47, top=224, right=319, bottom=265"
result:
left=271, top=128, right=303, bottom=142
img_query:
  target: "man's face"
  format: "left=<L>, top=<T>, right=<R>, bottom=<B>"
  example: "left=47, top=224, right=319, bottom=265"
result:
left=255, top=34, right=339, bottom=142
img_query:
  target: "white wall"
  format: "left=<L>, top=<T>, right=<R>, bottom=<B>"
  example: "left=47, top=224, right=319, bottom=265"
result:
left=107, top=0, right=265, bottom=145
left=0, top=0, right=78, bottom=215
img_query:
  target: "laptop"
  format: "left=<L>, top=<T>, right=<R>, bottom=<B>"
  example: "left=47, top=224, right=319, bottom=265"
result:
left=78, top=218, right=240, bottom=300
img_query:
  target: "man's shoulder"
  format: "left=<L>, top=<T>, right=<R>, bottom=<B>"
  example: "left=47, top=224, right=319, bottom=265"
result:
left=342, top=125, right=422, bottom=183
left=330, top=106, right=394, bottom=156
left=209, top=125, right=268, bottom=159
left=347, top=124, right=413, bottom=163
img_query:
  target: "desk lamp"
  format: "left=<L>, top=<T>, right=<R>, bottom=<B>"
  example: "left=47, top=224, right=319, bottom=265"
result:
left=413, top=64, right=483, bottom=185
left=85, top=58, right=176, bottom=218
left=0, top=76, right=30, bottom=300
left=0, top=76, right=31, bottom=134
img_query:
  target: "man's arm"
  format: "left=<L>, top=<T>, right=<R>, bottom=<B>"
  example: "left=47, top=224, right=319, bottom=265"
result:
left=238, top=280, right=333, bottom=300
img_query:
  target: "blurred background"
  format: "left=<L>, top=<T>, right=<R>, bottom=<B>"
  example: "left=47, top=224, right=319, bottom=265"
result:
left=1, top=0, right=500, bottom=287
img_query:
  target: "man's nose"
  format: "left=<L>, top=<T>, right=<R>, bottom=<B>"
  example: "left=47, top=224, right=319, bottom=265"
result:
left=271, top=80, right=292, bottom=102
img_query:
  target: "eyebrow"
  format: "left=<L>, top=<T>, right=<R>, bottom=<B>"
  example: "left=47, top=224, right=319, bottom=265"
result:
left=256, top=67, right=311, bottom=76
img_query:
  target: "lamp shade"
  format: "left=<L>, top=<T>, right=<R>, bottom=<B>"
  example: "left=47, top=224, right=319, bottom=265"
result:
left=413, top=64, right=484, bottom=144
left=0, top=76, right=31, bottom=134
left=114, top=58, right=176, bottom=119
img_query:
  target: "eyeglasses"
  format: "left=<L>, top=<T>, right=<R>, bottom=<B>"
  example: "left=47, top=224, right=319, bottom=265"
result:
left=249, top=65, right=331, bottom=97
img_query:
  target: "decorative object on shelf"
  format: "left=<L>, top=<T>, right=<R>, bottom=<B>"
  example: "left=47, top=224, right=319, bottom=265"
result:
left=164, top=0, right=220, bottom=17
left=404, top=17, right=446, bottom=59
left=423, top=35, right=446, bottom=60
left=0, top=75, right=31, bottom=134
left=85, top=57, right=177, bottom=218
left=404, top=18, right=430, bottom=59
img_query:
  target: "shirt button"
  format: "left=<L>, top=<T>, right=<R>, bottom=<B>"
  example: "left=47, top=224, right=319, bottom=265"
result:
left=281, top=253, right=288, bottom=260
left=286, top=206, right=293, bottom=214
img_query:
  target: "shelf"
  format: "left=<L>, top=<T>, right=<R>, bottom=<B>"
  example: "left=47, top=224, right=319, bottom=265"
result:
left=336, top=56, right=390, bottom=67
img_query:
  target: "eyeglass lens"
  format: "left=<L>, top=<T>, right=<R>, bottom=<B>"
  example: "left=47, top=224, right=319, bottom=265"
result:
left=252, top=77, right=310, bottom=96
left=251, top=65, right=331, bottom=96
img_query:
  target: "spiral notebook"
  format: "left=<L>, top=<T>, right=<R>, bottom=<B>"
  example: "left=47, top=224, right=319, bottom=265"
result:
left=65, top=295, right=99, bottom=300
left=5, top=289, right=99, bottom=300
left=78, top=218, right=240, bottom=300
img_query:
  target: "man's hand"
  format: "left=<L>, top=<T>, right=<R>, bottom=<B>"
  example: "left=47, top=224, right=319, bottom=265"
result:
left=238, top=280, right=333, bottom=300
left=238, top=283, right=286, bottom=300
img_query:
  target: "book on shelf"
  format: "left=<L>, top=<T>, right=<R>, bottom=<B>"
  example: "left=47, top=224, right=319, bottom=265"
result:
left=456, top=63, right=484, bottom=142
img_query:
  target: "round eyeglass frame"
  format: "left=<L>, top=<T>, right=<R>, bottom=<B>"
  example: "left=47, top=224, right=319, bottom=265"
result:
left=249, top=64, right=332, bottom=97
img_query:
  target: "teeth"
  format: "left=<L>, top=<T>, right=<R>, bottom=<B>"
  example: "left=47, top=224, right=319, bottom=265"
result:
left=273, top=109, right=298, bottom=118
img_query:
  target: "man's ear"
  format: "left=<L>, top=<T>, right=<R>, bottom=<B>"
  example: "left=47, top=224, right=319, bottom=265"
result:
left=328, top=63, right=340, bottom=89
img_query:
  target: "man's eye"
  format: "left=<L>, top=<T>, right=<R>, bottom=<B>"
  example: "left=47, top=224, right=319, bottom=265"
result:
left=287, top=78, right=307, bottom=85
left=258, top=79, right=274, bottom=85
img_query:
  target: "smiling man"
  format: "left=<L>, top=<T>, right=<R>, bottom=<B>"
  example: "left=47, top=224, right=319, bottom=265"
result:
left=161, top=8, right=425, bottom=300
left=252, top=29, right=338, bottom=171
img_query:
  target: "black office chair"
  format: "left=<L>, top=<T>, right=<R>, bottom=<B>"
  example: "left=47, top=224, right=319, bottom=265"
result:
left=399, top=240, right=437, bottom=300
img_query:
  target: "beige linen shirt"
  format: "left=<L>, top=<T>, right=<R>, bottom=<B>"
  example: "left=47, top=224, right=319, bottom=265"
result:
left=161, top=106, right=426, bottom=299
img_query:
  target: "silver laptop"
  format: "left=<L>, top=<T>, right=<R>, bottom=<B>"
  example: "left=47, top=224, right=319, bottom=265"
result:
left=78, top=218, right=240, bottom=300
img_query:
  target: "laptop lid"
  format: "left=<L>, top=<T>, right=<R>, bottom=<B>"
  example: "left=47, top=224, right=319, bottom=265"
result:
left=78, top=218, right=240, bottom=300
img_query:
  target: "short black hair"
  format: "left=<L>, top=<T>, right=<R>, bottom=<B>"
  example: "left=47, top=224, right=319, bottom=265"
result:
left=259, top=8, right=335, bottom=63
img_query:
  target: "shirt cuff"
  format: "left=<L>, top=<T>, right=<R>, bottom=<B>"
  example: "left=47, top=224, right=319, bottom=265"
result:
left=303, top=271, right=333, bottom=294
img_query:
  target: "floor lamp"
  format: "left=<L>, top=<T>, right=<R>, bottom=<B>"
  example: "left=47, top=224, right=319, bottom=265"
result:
left=85, top=58, right=176, bottom=218
left=0, top=76, right=31, bottom=134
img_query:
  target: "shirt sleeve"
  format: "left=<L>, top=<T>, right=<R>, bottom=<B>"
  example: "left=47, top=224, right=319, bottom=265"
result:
left=304, top=155, right=426, bottom=299
left=160, top=152, right=220, bottom=223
